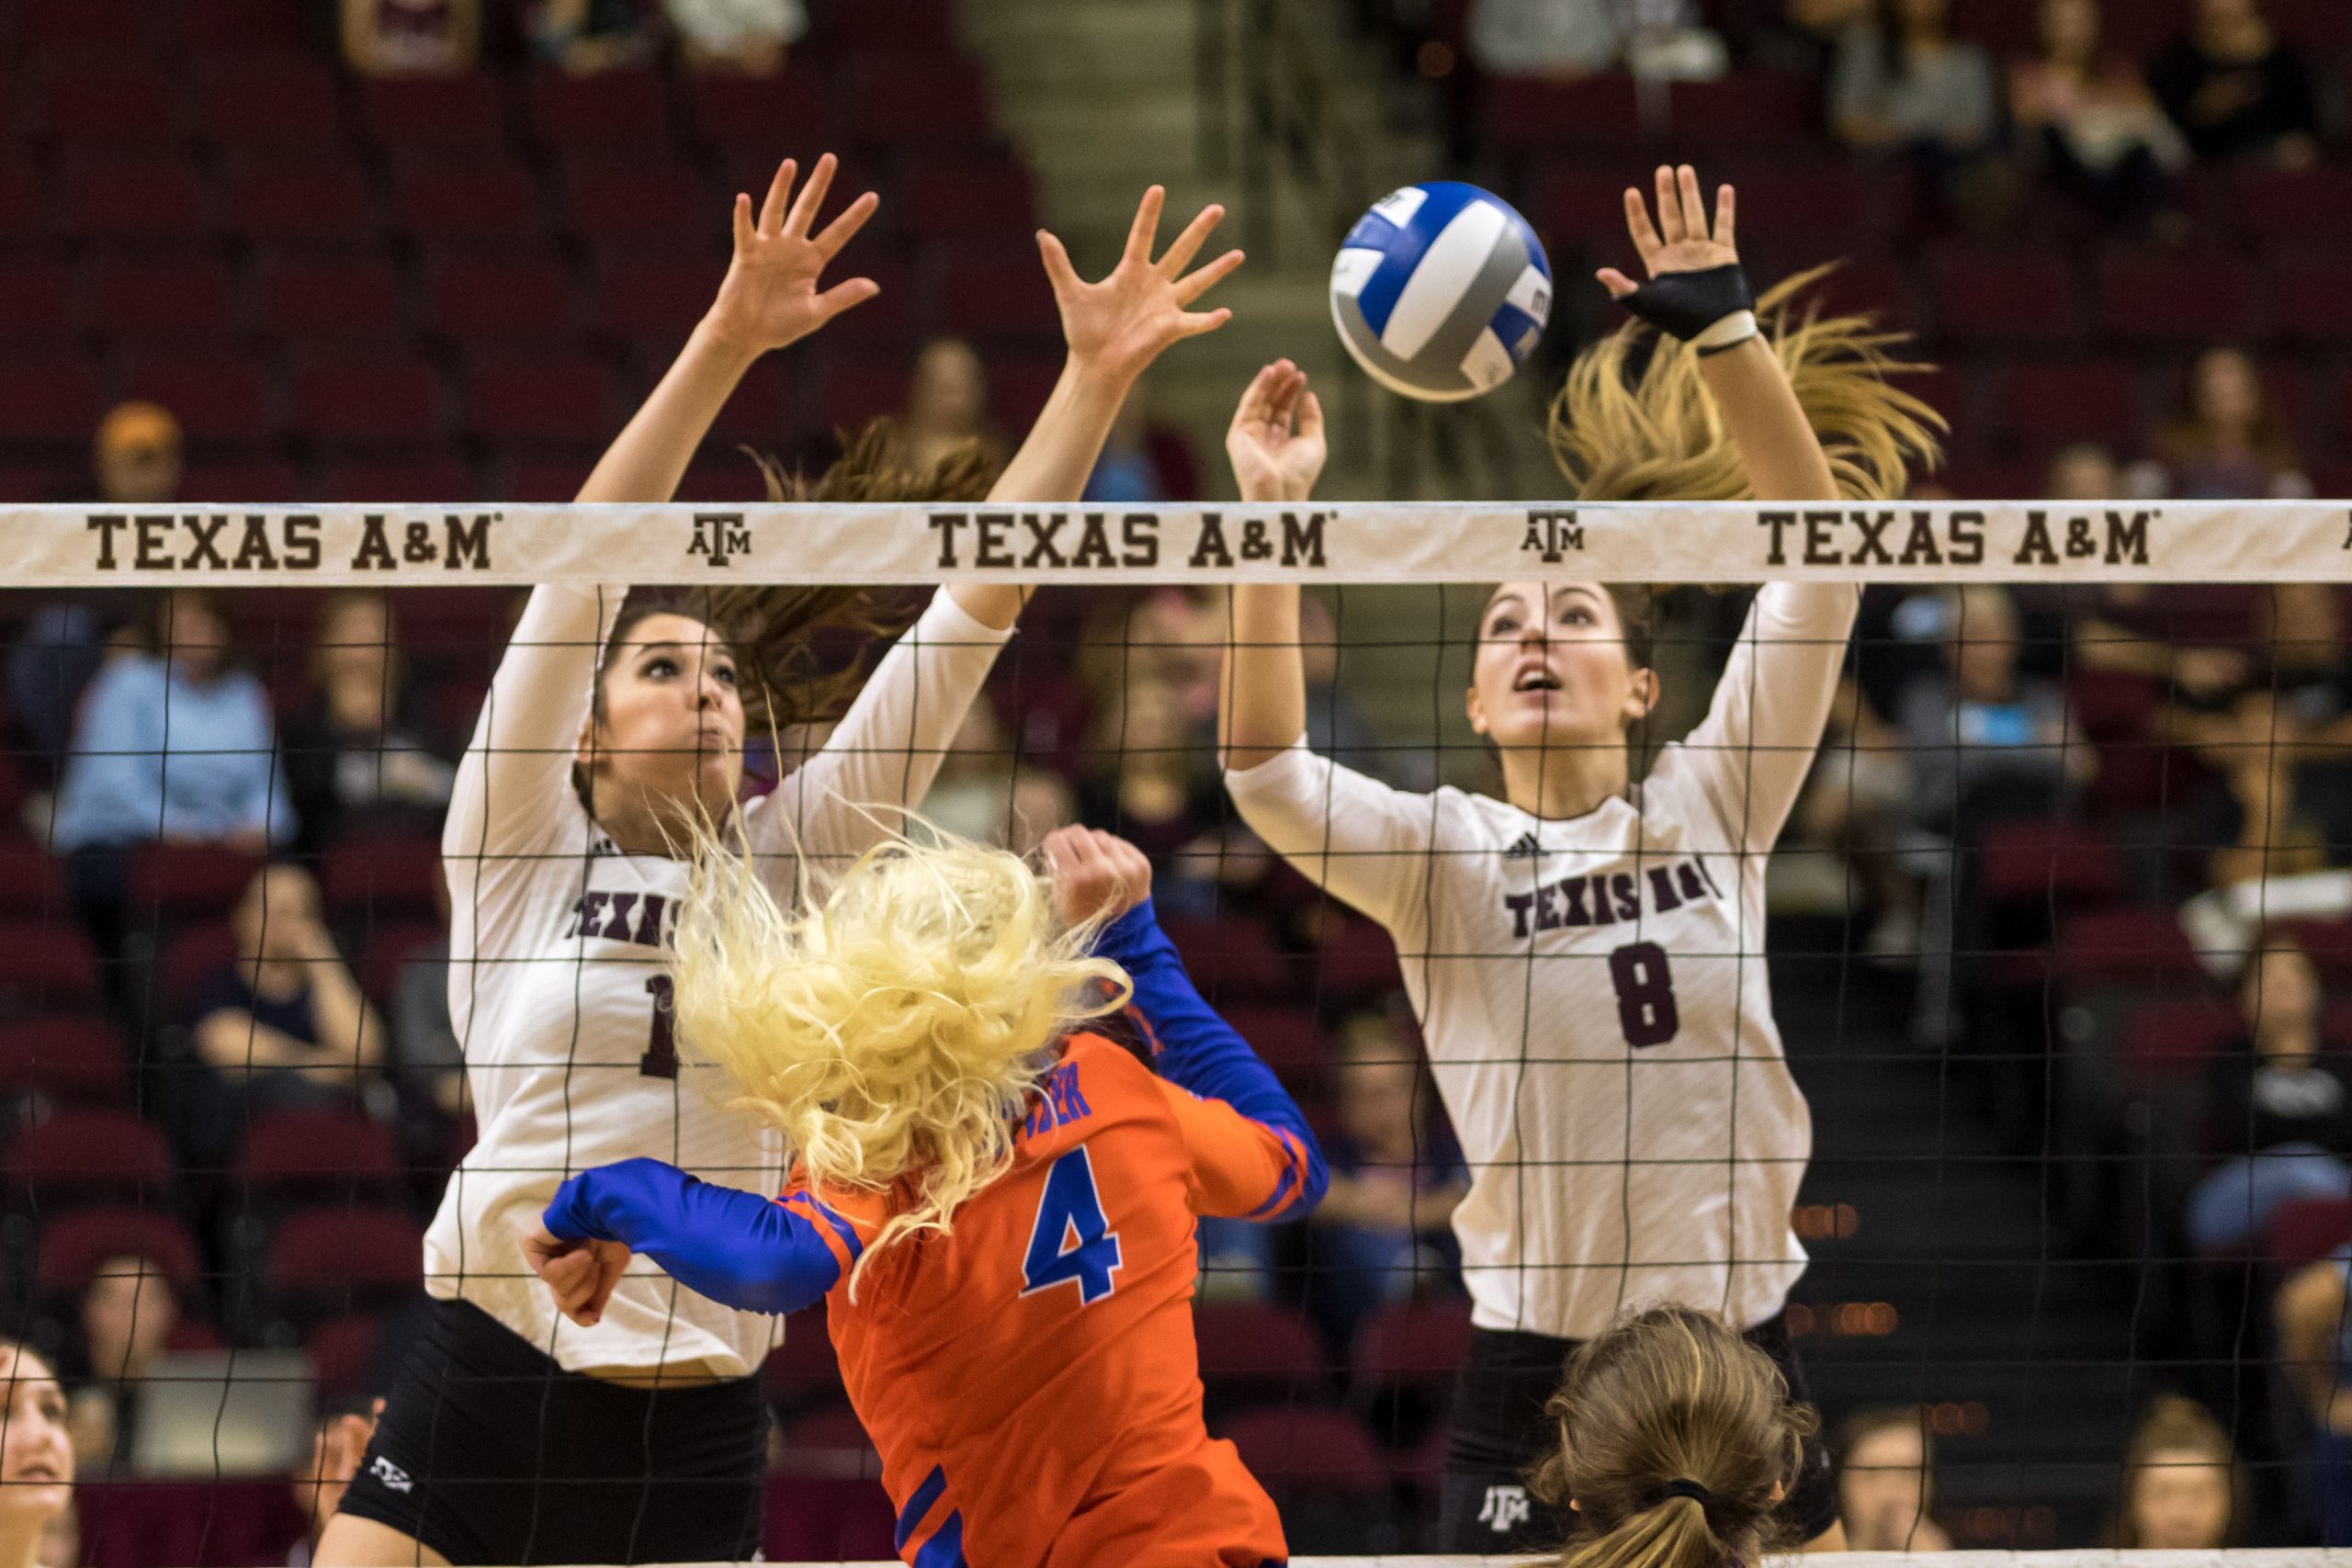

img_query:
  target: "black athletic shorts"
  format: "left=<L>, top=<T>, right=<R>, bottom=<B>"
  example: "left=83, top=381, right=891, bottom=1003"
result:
left=338, top=1298, right=768, bottom=1566
left=1436, top=1312, right=1839, bottom=1554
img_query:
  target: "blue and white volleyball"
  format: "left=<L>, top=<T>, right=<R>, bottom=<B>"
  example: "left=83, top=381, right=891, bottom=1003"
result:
left=1329, top=182, right=1552, bottom=403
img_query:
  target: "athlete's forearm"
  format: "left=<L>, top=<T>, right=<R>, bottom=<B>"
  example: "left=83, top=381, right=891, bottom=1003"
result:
left=575, top=323, right=760, bottom=505
left=1220, top=587, right=1307, bottom=770
left=544, top=1158, right=841, bottom=1315
left=1697, top=335, right=1841, bottom=502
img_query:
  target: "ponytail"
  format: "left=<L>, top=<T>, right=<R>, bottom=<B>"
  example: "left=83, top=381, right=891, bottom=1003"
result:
left=1532, top=1307, right=1814, bottom=1568
left=1548, top=265, right=1945, bottom=506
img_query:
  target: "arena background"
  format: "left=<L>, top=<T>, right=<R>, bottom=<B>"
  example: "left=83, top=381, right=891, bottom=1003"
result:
left=3, top=0, right=2351, bottom=1562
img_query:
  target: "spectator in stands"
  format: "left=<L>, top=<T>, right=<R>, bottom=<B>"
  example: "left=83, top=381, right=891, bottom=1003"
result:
left=52, top=591, right=295, bottom=961
left=1830, top=0, right=2004, bottom=210
left=1304, top=1017, right=1466, bottom=1352
left=281, top=592, right=455, bottom=856
left=2009, top=0, right=2189, bottom=233
left=2278, top=1255, right=2352, bottom=1542
left=1465, top=0, right=1623, bottom=77
left=62, top=1254, right=181, bottom=1472
left=2148, top=0, right=2322, bottom=168
left=530, top=0, right=655, bottom=72
left=2183, top=683, right=2339, bottom=891
left=94, top=401, right=180, bottom=508
left=1894, top=585, right=2085, bottom=840
left=2146, top=346, right=2310, bottom=501
left=0, top=1344, right=74, bottom=1568
left=185, top=864, right=386, bottom=1156
left=2110, top=1395, right=2239, bottom=1547
left=2187, top=938, right=2352, bottom=1253
left=922, top=701, right=1022, bottom=846
left=665, top=0, right=804, bottom=74
left=1076, top=674, right=1222, bottom=914
left=1837, top=1408, right=1951, bottom=1551
left=1799, top=675, right=1916, bottom=962
left=1298, top=593, right=1419, bottom=789
left=339, top=0, right=481, bottom=74
left=1084, top=399, right=1173, bottom=505
left=2049, top=442, right=2121, bottom=502
left=888, top=337, right=1009, bottom=479
left=390, top=875, right=462, bottom=1130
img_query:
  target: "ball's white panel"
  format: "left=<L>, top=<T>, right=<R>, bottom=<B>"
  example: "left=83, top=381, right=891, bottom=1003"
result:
left=1460, top=327, right=1515, bottom=392
left=1376, top=200, right=1507, bottom=361
left=1330, top=247, right=1385, bottom=300
left=1504, top=263, right=1552, bottom=323
left=1367, top=186, right=1428, bottom=228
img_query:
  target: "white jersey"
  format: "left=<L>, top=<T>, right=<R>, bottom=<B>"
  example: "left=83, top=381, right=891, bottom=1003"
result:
left=1226, top=583, right=1854, bottom=1341
left=428, top=584, right=1011, bottom=1376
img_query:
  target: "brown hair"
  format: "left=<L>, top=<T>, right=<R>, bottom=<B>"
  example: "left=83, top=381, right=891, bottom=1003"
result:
left=1532, top=1307, right=1813, bottom=1568
left=1547, top=266, right=1943, bottom=508
left=1836, top=1405, right=1936, bottom=1470
left=2111, top=1394, right=2238, bottom=1548
left=575, top=424, right=995, bottom=813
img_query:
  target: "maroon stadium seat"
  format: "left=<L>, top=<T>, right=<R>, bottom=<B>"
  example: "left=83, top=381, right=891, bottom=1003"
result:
left=225, top=161, right=379, bottom=247
left=28, top=62, right=184, bottom=149
left=236, top=1109, right=405, bottom=1205
left=1701, top=164, right=1869, bottom=243
left=1667, top=73, right=1816, bottom=147
left=358, top=76, right=511, bottom=155
left=256, top=254, right=407, bottom=344
left=1930, top=250, right=2083, bottom=344
left=1479, top=73, right=1645, bottom=153
left=2053, top=908, right=2203, bottom=987
left=390, top=159, right=544, bottom=246
left=935, top=243, right=1060, bottom=344
left=7, top=1111, right=175, bottom=1208
left=36, top=1209, right=204, bottom=1301
left=766, top=1407, right=894, bottom=1562
left=1318, top=915, right=1406, bottom=998
left=898, top=155, right=1037, bottom=243
left=762, top=1303, right=844, bottom=1411
left=464, top=354, right=620, bottom=445
left=17, top=0, right=160, bottom=55
left=524, top=71, right=673, bottom=155
left=2269, top=0, right=2352, bottom=55
left=182, top=457, right=302, bottom=502
left=0, top=842, right=70, bottom=919
left=1352, top=1297, right=1475, bottom=1405
left=0, top=1015, right=132, bottom=1108
left=89, top=254, right=240, bottom=343
left=2096, top=252, right=2264, bottom=344
left=840, top=56, right=994, bottom=146
left=130, top=843, right=265, bottom=922
left=1193, top=1303, right=1328, bottom=1398
left=0, top=920, right=104, bottom=1013
left=1211, top=1006, right=1329, bottom=1083
left=1159, top=915, right=1286, bottom=999
left=357, top=919, right=443, bottom=1007
left=588, top=255, right=718, bottom=346
left=811, top=353, right=906, bottom=434
left=2234, top=167, right=2352, bottom=249
left=294, top=355, right=446, bottom=446
left=1215, top=1406, right=1388, bottom=1489
left=265, top=1206, right=424, bottom=1320
left=1975, top=820, right=2125, bottom=908
left=2270, top=254, right=2352, bottom=344
left=322, top=832, right=446, bottom=923
left=424, top=255, right=578, bottom=344
left=2267, top=1196, right=2352, bottom=1269
left=308, top=1312, right=383, bottom=1399
left=686, top=70, right=834, bottom=154
left=175, top=0, right=309, bottom=51
left=60, top=159, right=213, bottom=243
left=0, top=354, right=102, bottom=445
left=322, top=457, right=479, bottom=504
left=561, top=164, right=711, bottom=250
left=0, top=159, right=47, bottom=235
left=121, top=355, right=277, bottom=446
left=816, top=0, right=959, bottom=50
left=1996, top=360, right=2142, bottom=457
left=192, top=58, right=345, bottom=155
left=0, top=259, right=80, bottom=346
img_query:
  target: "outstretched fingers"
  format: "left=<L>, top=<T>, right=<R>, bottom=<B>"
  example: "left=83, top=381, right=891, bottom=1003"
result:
left=1711, top=181, right=1736, bottom=249
left=783, top=152, right=837, bottom=240
left=1036, top=229, right=1081, bottom=298
left=1623, top=186, right=1664, bottom=266
left=1675, top=164, right=1709, bottom=243
left=1156, top=201, right=1226, bottom=279
left=756, top=159, right=798, bottom=239
left=1231, top=361, right=1290, bottom=436
left=1652, top=165, right=1686, bottom=246
left=1172, top=246, right=1245, bottom=306
left=811, top=187, right=881, bottom=260
left=1123, top=185, right=1168, bottom=266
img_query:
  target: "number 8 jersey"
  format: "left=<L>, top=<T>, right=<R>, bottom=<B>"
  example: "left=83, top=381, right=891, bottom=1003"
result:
left=430, top=582, right=1012, bottom=1379
left=1224, top=582, right=1857, bottom=1342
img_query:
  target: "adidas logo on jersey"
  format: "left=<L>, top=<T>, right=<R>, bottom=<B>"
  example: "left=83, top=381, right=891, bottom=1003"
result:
left=1502, top=831, right=1543, bottom=861
left=368, top=1455, right=413, bottom=1495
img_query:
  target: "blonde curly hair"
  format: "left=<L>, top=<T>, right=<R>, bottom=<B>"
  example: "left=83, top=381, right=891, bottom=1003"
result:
left=668, top=825, right=1131, bottom=1298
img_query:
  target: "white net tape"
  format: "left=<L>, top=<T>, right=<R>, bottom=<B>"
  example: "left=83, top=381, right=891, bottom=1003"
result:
left=17, top=500, right=2350, bottom=585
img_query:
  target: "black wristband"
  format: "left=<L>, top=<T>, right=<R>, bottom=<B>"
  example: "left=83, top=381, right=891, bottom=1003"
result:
left=1619, top=264, right=1755, bottom=342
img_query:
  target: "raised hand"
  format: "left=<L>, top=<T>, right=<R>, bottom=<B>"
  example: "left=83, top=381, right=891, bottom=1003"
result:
left=702, top=153, right=881, bottom=356
left=524, top=1226, right=633, bottom=1327
left=1044, top=826, right=1154, bottom=927
left=1597, top=164, right=1737, bottom=301
left=1039, top=186, right=1244, bottom=386
left=1225, top=360, right=1327, bottom=504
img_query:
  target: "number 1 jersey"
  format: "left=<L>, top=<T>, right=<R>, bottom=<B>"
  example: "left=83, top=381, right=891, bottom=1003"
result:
left=1225, top=582, right=1856, bottom=1341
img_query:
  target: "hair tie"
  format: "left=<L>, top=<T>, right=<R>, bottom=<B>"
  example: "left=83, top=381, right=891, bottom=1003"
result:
left=1658, top=1479, right=1712, bottom=1506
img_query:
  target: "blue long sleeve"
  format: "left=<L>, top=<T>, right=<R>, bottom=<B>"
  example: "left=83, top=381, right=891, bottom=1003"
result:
left=543, top=1157, right=848, bottom=1316
left=1096, top=899, right=1327, bottom=1209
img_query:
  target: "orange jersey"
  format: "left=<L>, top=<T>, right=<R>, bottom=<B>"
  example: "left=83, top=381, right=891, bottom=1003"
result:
left=781, top=1032, right=1309, bottom=1568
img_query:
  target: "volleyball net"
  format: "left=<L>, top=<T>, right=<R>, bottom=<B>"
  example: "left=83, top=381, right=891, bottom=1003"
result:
left=6, top=498, right=2350, bottom=1563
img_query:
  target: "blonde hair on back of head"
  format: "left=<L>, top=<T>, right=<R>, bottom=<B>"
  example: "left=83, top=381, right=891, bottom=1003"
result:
left=1534, top=1306, right=1813, bottom=1568
left=1549, top=266, right=1945, bottom=505
left=667, top=822, right=1130, bottom=1298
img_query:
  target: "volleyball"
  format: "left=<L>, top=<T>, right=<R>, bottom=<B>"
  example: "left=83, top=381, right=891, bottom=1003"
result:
left=1329, top=181, right=1553, bottom=403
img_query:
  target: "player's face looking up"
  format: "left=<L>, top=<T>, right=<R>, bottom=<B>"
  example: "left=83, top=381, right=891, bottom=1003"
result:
left=1465, top=581, right=1657, bottom=761
left=582, top=611, right=746, bottom=840
left=2128, top=1445, right=2232, bottom=1550
left=0, top=1346, right=73, bottom=1522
